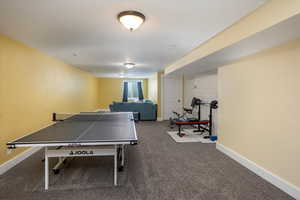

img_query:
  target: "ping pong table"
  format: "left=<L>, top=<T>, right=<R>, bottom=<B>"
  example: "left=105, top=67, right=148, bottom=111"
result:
left=7, top=112, right=138, bottom=190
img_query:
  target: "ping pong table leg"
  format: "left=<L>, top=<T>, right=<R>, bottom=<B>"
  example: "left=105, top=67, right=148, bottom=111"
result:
left=114, top=145, right=117, bottom=186
left=45, top=147, right=49, bottom=190
left=121, top=145, right=125, bottom=167
left=53, top=157, right=66, bottom=174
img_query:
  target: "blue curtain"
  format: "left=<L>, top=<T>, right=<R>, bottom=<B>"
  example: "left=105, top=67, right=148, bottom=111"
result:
left=137, top=81, right=144, bottom=100
left=122, top=82, right=128, bottom=102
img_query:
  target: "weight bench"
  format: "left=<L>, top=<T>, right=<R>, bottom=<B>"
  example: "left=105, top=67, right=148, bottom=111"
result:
left=175, top=120, right=210, bottom=137
left=174, top=99, right=218, bottom=139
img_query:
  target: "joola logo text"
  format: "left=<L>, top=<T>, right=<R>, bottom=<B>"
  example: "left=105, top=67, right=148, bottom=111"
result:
left=69, top=150, right=94, bottom=155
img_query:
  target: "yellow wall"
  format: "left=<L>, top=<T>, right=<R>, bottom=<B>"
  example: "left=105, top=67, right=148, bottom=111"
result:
left=218, top=39, right=300, bottom=188
left=165, top=0, right=300, bottom=74
left=0, top=34, right=100, bottom=165
left=98, top=78, right=148, bottom=109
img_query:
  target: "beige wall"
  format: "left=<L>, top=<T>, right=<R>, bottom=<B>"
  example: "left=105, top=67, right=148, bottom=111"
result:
left=184, top=71, right=218, bottom=108
left=0, top=34, right=100, bottom=165
left=148, top=74, right=158, bottom=103
left=165, top=0, right=300, bottom=74
left=147, top=72, right=163, bottom=118
left=157, top=72, right=163, bottom=118
left=98, top=77, right=148, bottom=109
left=218, top=39, right=300, bottom=188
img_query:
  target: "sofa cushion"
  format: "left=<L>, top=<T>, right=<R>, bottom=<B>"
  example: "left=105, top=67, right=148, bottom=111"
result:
left=143, top=99, right=153, bottom=103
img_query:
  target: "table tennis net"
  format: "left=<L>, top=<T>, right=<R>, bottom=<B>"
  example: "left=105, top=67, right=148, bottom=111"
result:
left=52, top=112, right=133, bottom=122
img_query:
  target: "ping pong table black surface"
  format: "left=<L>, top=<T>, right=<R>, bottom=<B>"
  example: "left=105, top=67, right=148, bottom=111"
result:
left=6, top=112, right=138, bottom=189
left=7, top=112, right=137, bottom=147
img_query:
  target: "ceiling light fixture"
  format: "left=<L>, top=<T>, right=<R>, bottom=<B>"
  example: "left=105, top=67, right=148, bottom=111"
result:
left=124, top=62, right=135, bottom=69
left=118, top=11, right=145, bottom=31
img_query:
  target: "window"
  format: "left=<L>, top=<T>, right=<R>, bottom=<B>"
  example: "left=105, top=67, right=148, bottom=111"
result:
left=123, top=80, right=143, bottom=101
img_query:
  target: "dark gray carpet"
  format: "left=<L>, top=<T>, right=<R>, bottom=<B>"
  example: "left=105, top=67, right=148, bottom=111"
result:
left=0, top=121, right=294, bottom=200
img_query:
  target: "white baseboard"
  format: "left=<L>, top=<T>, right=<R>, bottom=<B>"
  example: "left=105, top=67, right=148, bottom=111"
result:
left=157, top=117, right=163, bottom=121
left=216, top=143, right=300, bottom=199
left=0, top=147, right=42, bottom=175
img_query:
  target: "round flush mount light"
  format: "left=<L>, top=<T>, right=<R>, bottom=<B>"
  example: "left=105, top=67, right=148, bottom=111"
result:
left=120, top=72, right=125, bottom=78
left=118, top=11, right=145, bottom=31
left=124, top=62, right=135, bottom=69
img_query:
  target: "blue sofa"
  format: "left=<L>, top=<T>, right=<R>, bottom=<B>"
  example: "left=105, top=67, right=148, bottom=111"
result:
left=109, top=101, right=157, bottom=121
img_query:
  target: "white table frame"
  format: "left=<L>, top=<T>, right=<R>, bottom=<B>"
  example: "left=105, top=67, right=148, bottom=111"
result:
left=44, top=144, right=125, bottom=190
